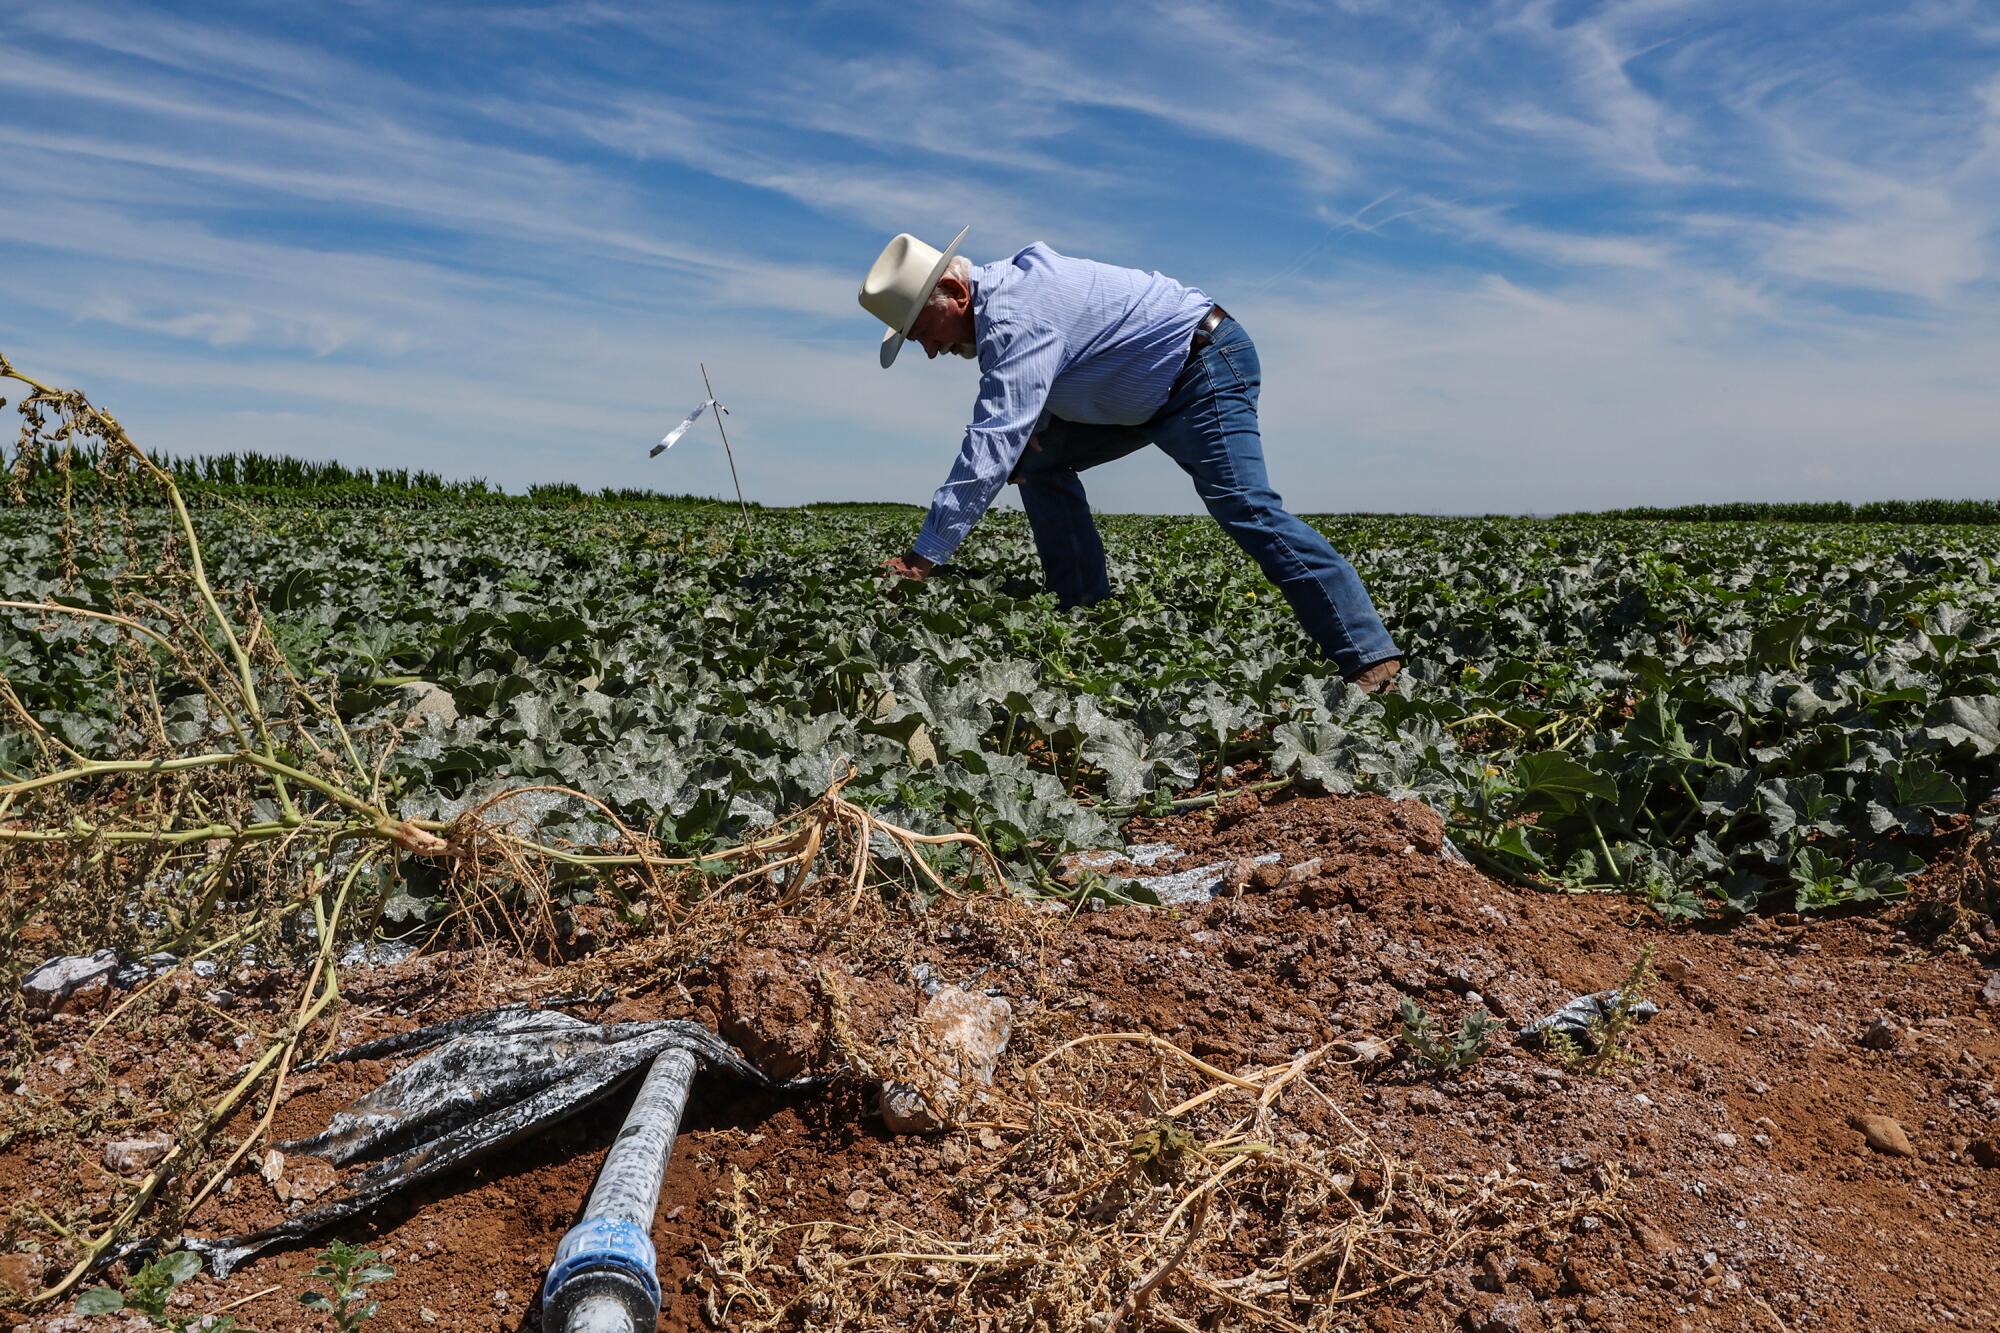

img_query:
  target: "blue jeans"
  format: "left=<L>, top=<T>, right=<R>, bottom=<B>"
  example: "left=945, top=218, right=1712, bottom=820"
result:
left=1013, top=317, right=1400, bottom=677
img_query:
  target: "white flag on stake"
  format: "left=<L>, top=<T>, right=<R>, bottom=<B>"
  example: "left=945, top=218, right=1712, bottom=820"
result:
left=649, top=398, right=729, bottom=458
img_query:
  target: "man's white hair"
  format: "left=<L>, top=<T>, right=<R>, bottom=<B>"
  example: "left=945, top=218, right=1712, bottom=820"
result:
left=924, top=255, right=973, bottom=314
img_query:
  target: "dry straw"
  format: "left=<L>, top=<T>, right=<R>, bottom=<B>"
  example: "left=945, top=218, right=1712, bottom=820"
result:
left=696, top=1024, right=1623, bottom=1331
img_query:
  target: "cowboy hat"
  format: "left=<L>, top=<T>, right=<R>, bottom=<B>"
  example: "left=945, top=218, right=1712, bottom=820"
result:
left=858, top=225, right=969, bottom=368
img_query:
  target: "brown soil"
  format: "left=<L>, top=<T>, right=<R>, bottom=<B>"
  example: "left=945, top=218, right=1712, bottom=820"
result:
left=6, top=790, right=1999, bottom=1331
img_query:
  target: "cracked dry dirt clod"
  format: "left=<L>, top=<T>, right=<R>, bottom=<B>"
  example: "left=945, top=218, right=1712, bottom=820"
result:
left=717, top=949, right=904, bottom=1083
left=1848, top=1113, right=1915, bottom=1158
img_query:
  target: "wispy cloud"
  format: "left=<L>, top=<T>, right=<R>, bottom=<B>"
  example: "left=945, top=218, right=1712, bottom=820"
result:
left=1, top=0, right=1995, bottom=514
left=1480, top=0, right=1702, bottom=184
left=1411, top=199, right=1677, bottom=271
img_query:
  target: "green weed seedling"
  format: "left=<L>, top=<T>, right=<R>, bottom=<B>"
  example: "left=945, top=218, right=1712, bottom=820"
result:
left=300, top=1239, right=394, bottom=1331
left=1126, top=1116, right=1200, bottom=1183
left=1547, top=946, right=1657, bottom=1075
left=75, top=1250, right=237, bottom=1330
left=1397, top=996, right=1499, bottom=1076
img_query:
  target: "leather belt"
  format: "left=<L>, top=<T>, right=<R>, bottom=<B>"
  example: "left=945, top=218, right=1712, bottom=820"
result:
left=1186, top=304, right=1230, bottom=364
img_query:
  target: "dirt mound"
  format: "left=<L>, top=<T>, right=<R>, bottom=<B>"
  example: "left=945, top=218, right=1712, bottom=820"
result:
left=714, top=949, right=911, bottom=1082
left=6, top=791, right=1998, bottom=1330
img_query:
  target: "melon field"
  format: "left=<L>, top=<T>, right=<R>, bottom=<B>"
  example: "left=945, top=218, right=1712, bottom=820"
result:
left=3, top=359, right=1998, bottom=1331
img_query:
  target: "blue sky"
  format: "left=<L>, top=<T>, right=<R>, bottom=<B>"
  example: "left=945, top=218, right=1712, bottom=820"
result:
left=2, top=0, right=1997, bottom=514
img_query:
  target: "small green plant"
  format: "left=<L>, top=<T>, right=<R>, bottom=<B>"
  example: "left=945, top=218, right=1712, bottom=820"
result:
left=75, top=1251, right=237, bottom=1330
left=1789, top=847, right=1906, bottom=913
left=1126, top=1116, right=1200, bottom=1182
left=1547, top=945, right=1657, bottom=1075
left=1397, top=996, right=1499, bottom=1075
left=299, top=1239, right=394, bottom=1331
left=1634, top=863, right=1707, bottom=924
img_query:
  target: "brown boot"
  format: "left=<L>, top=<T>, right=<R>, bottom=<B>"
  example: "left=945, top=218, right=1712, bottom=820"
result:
left=1347, top=658, right=1403, bottom=694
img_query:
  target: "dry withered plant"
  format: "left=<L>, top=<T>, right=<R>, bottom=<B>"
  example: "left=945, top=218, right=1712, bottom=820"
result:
left=696, top=1030, right=1624, bottom=1332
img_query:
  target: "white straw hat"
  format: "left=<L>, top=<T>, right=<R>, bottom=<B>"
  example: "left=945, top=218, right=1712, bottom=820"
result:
left=858, top=225, right=969, bottom=368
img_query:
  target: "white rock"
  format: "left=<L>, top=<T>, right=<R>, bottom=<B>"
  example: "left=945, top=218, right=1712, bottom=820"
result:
left=400, top=680, right=458, bottom=729
left=880, top=984, right=1012, bottom=1134
left=102, top=1132, right=172, bottom=1175
left=1338, top=1035, right=1395, bottom=1066
left=22, top=950, right=119, bottom=1012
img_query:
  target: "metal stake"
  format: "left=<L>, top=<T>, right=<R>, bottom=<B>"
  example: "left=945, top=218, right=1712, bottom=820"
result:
left=699, top=362, right=750, bottom=529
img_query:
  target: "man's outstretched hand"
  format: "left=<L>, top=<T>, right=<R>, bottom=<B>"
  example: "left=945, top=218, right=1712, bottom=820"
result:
left=881, top=435, right=1038, bottom=588
left=880, top=552, right=936, bottom=581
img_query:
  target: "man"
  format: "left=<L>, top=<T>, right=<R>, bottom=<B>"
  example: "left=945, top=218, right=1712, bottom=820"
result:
left=858, top=228, right=1402, bottom=692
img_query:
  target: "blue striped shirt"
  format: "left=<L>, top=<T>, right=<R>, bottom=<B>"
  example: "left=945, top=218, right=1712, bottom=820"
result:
left=912, top=244, right=1211, bottom=563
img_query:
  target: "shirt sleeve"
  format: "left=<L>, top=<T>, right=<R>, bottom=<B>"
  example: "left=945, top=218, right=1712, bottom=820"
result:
left=912, top=318, right=1062, bottom=565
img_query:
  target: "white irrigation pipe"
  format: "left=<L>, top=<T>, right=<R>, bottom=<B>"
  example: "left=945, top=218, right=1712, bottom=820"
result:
left=540, top=1048, right=699, bottom=1333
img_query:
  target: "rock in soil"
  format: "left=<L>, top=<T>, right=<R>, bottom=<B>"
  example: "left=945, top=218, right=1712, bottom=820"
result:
left=22, top=950, right=119, bottom=1012
left=1860, top=1017, right=1900, bottom=1050
left=101, top=1132, right=172, bottom=1175
left=881, top=984, right=1012, bottom=1134
left=261, top=1149, right=339, bottom=1204
left=1222, top=856, right=1287, bottom=895
left=1464, top=1291, right=1545, bottom=1332
left=0, top=1250, right=44, bottom=1297
left=1849, top=1113, right=1915, bottom=1158
left=399, top=680, right=458, bottom=729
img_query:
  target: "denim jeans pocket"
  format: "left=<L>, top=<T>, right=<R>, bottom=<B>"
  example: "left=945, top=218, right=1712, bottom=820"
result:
left=1214, top=335, right=1258, bottom=392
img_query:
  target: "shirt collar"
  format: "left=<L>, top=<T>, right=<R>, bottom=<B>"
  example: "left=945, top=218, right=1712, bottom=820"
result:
left=970, top=259, right=1008, bottom=365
